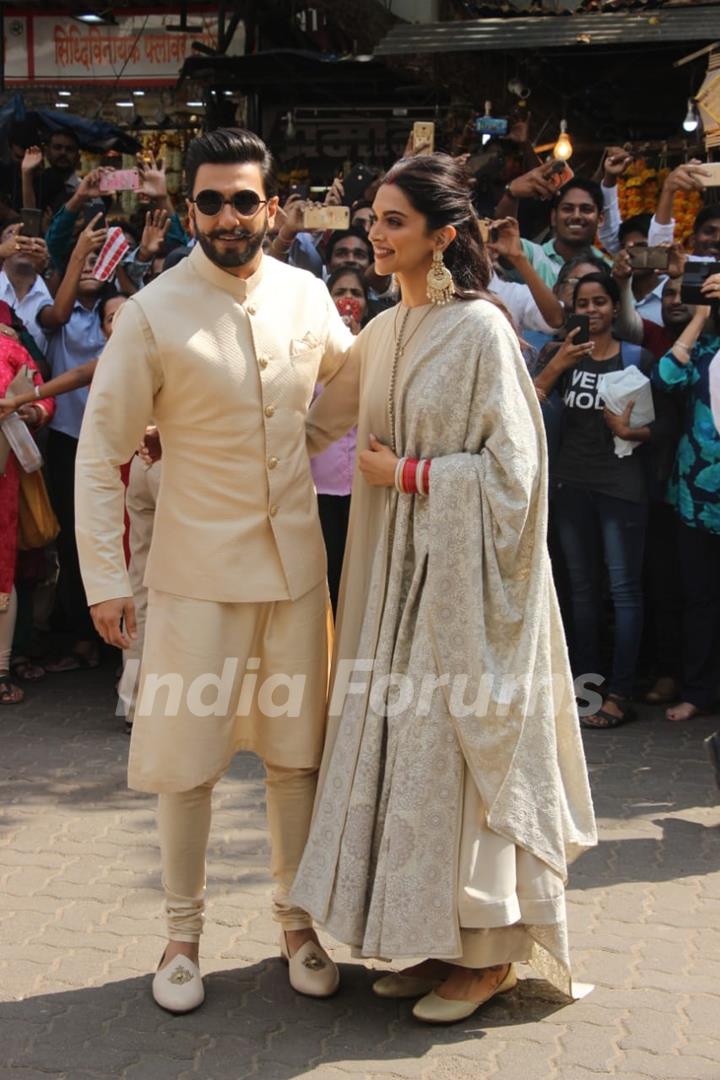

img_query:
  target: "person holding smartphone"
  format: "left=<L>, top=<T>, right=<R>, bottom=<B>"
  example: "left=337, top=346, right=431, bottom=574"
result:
left=534, top=273, right=656, bottom=728
left=651, top=287, right=720, bottom=722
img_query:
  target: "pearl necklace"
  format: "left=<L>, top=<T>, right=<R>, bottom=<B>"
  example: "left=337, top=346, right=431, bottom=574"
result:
left=388, top=305, right=433, bottom=453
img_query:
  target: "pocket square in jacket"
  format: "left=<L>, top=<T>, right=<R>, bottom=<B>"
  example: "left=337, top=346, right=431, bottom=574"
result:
left=289, top=333, right=321, bottom=356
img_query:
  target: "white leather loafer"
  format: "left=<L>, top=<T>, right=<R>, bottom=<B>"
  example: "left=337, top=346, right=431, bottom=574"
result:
left=412, top=963, right=517, bottom=1024
left=152, top=953, right=205, bottom=1014
left=372, top=972, right=443, bottom=999
left=280, top=933, right=340, bottom=998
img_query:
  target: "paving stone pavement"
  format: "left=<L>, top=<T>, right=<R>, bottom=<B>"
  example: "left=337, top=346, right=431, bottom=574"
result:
left=1, top=662, right=719, bottom=1080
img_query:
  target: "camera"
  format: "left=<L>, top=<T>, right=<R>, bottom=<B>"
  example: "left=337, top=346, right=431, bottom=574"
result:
left=680, top=260, right=720, bottom=305
left=628, top=246, right=670, bottom=272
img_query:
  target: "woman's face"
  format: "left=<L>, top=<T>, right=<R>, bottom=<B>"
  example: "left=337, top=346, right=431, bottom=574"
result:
left=102, top=295, right=127, bottom=338
left=329, top=272, right=368, bottom=320
left=574, top=281, right=615, bottom=335
left=369, top=183, right=439, bottom=279
left=556, top=262, right=599, bottom=309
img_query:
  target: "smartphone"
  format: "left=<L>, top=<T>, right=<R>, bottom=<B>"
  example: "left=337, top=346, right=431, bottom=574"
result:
left=697, top=162, right=720, bottom=187
left=288, top=182, right=310, bottom=199
left=81, top=201, right=106, bottom=228
left=478, top=219, right=499, bottom=244
left=475, top=116, right=509, bottom=137
left=335, top=296, right=363, bottom=323
left=20, top=208, right=42, bottom=238
left=303, top=205, right=350, bottom=230
left=628, top=246, right=670, bottom=271
left=565, top=313, right=590, bottom=344
left=548, top=161, right=575, bottom=189
left=343, top=164, right=374, bottom=207
left=681, top=260, right=720, bottom=304
left=412, top=121, right=435, bottom=155
left=98, top=168, right=140, bottom=193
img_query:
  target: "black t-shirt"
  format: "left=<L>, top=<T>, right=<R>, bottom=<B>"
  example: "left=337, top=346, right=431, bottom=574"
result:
left=554, top=352, right=649, bottom=504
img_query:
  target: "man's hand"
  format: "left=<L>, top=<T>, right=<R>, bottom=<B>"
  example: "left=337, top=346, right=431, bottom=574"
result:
left=21, top=146, right=44, bottom=175
left=603, top=401, right=635, bottom=440
left=0, top=223, right=33, bottom=261
left=138, top=425, right=162, bottom=466
left=612, top=248, right=633, bottom=283
left=664, top=160, right=711, bottom=195
left=74, top=168, right=111, bottom=203
left=358, top=434, right=398, bottom=487
left=137, top=155, right=168, bottom=201
left=666, top=242, right=687, bottom=280
left=506, top=162, right=557, bottom=202
left=324, top=177, right=344, bottom=207
left=73, top=212, right=107, bottom=262
left=602, top=146, right=633, bottom=187
left=277, top=193, right=308, bottom=237
left=487, top=216, right=523, bottom=262
left=90, top=597, right=137, bottom=649
left=138, top=208, right=170, bottom=261
left=28, top=236, right=49, bottom=275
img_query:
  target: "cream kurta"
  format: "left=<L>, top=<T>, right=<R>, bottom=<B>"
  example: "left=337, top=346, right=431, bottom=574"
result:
left=76, top=246, right=354, bottom=607
left=75, top=247, right=354, bottom=788
left=290, top=299, right=597, bottom=994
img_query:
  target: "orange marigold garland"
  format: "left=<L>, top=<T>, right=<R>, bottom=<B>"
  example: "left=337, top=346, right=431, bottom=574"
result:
left=618, top=159, right=702, bottom=246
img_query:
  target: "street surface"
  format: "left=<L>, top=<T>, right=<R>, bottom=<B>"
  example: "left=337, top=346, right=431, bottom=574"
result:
left=1, top=663, right=719, bottom=1079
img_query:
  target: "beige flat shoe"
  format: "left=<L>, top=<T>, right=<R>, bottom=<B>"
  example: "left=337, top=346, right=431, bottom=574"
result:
left=373, top=972, right=443, bottom=999
left=280, top=932, right=340, bottom=998
left=412, top=963, right=517, bottom=1024
left=152, top=951, right=205, bottom=1014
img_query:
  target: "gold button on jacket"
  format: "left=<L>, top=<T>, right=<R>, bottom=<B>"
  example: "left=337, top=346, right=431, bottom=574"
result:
left=76, top=246, right=356, bottom=606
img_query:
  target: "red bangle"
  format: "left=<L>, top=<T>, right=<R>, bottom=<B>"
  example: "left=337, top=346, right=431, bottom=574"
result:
left=423, top=458, right=431, bottom=494
left=403, top=457, right=418, bottom=495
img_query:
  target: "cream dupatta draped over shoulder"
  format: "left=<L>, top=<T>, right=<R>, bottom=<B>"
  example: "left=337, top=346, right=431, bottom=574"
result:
left=291, top=299, right=597, bottom=994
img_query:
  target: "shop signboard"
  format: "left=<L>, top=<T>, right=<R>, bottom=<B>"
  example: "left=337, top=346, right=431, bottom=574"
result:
left=3, top=12, right=244, bottom=84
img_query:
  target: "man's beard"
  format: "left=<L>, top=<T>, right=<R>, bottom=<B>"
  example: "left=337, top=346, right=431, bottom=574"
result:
left=196, top=214, right=267, bottom=269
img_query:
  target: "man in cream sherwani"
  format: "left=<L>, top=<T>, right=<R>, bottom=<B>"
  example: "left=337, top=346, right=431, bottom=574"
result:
left=75, top=129, right=354, bottom=1013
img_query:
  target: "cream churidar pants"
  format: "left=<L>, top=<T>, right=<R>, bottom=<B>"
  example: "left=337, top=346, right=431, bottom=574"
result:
left=158, top=762, right=317, bottom=941
left=129, top=580, right=328, bottom=941
left=455, top=764, right=566, bottom=968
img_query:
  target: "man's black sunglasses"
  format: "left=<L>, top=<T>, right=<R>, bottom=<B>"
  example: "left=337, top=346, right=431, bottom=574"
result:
left=190, top=189, right=268, bottom=217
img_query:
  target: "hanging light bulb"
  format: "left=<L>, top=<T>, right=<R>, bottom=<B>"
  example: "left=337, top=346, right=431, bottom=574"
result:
left=683, top=99, right=699, bottom=133
left=553, top=119, right=573, bottom=161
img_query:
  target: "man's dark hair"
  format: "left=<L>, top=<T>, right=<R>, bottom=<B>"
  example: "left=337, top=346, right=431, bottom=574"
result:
left=556, top=251, right=608, bottom=286
left=693, top=205, right=720, bottom=234
left=325, top=226, right=373, bottom=265
left=48, top=128, right=79, bottom=147
left=552, top=177, right=604, bottom=216
left=184, top=127, right=277, bottom=198
left=618, top=213, right=652, bottom=247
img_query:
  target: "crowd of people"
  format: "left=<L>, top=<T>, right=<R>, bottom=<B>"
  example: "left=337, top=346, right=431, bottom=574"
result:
left=2, top=119, right=719, bottom=730
left=0, top=117, right=718, bottom=1019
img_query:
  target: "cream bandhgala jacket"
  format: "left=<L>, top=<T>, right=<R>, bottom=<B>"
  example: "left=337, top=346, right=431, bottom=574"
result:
left=75, top=246, right=355, bottom=606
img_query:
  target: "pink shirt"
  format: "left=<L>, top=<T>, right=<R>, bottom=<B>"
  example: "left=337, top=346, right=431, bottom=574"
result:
left=310, top=384, right=356, bottom=496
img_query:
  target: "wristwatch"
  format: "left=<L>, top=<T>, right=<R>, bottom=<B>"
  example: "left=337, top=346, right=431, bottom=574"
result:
left=504, top=181, right=517, bottom=199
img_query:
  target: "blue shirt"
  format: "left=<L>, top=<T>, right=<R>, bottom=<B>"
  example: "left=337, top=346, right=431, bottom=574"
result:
left=43, top=299, right=106, bottom=440
left=652, top=334, right=720, bottom=533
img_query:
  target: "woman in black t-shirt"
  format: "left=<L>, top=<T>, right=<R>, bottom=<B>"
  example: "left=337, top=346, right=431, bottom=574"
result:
left=534, top=273, right=655, bottom=728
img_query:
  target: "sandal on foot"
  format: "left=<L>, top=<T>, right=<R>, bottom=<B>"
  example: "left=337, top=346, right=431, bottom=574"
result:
left=581, top=695, right=636, bottom=730
left=10, top=656, right=45, bottom=682
left=645, top=676, right=681, bottom=705
left=0, top=675, right=24, bottom=704
left=45, top=651, right=100, bottom=674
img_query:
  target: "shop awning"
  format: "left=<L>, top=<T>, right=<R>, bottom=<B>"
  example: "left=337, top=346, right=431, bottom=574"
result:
left=374, top=5, right=720, bottom=55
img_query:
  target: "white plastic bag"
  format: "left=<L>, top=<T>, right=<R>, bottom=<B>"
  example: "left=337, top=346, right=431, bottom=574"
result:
left=598, top=367, right=655, bottom=458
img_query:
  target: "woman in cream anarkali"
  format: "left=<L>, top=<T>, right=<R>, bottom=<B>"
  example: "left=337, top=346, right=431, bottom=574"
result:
left=290, top=154, right=597, bottom=1024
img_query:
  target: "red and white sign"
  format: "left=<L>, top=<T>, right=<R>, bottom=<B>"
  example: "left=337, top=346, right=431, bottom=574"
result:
left=3, top=13, right=244, bottom=85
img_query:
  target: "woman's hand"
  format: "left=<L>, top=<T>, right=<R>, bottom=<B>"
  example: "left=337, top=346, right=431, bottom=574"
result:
left=358, top=434, right=398, bottom=487
left=554, top=326, right=595, bottom=369
left=0, top=395, right=19, bottom=420
left=16, top=403, right=45, bottom=429
left=603, top=401, right=636, bottom=440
